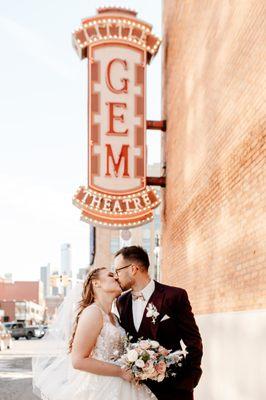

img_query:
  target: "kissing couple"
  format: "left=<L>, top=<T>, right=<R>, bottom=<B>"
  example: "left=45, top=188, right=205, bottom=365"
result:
left=32, top=246, right=203, bottom=400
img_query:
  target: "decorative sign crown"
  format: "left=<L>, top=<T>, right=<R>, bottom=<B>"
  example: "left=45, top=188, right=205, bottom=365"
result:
left=72, top=7, right=161, bottom=62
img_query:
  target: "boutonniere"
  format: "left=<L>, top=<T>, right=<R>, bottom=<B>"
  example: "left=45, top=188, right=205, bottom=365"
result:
left=146, top=303, right=159, bottom=324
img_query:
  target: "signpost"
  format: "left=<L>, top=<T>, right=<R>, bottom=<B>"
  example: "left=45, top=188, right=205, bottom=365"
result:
left=72, top=7, right=162, bottom=228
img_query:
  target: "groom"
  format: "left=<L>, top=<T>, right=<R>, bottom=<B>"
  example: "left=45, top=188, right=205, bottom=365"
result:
left=114, top=246, right=203, bottom=400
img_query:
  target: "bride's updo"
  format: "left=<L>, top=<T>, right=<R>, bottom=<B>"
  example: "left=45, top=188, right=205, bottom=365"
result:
left=68, top=267, right=105, bottom=352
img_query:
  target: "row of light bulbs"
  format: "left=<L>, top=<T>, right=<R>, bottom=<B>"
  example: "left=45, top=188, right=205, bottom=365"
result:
left=81, top=213, right=153, bottom=228
left=77, top=37, right=160, bottom=55
left=73, top=19, right=160, bottom=54
left=83, top=18, right=151, bottom=33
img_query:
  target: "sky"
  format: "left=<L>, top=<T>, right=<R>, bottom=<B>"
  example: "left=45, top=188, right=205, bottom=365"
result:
left=0, top=0, right=162, bottom=281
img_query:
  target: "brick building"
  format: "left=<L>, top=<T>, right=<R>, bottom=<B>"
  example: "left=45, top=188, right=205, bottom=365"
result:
left=0, top=280, right=44, bottom=305
left=0, top=279, right=44, bottom=323
left=0, top=300, right=44, bottom=324
left=161, top=1, right=265, bottom=399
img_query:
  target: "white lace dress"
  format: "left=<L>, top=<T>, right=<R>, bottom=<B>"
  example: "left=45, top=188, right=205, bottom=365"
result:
left=33, top=304, right=157, bottom=400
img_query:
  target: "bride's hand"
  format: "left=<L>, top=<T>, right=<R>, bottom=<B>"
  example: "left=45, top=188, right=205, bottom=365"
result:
left=120, top=367, right=133, bottom=382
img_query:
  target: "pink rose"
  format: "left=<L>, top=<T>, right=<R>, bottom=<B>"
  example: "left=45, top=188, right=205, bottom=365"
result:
left=158, top=346, right=169, bottom=356
left=155, top=360, right=167, bottom=375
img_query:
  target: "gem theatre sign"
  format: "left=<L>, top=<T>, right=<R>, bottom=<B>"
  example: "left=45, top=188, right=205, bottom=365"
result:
left=72, top=7, right=161, bottom=228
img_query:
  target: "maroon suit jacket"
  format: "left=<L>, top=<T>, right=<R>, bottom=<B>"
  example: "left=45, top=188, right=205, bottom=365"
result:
left=116, top=281, right=203, bottom=400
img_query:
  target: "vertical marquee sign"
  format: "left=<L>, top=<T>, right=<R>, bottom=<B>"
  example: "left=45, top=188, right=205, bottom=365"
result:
left=72, top=7, right=161, bottom=228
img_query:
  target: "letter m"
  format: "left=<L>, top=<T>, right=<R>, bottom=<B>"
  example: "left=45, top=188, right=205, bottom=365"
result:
left=105, top=144, right=130, bottom=177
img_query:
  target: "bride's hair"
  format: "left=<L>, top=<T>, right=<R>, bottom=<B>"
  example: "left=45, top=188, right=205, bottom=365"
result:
left=68, top=267, right=105, bottom=352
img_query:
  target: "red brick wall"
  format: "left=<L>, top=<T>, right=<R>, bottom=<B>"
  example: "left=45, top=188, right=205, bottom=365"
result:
left=0, top=281, right=42, bottom=304
left=0, top=301, right=15, bottom=321
left=161, top=0, right=266, bottom=313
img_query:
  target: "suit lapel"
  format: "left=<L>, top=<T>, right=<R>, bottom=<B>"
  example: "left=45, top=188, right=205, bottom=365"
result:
left=138, top=281, right=165, bottom=339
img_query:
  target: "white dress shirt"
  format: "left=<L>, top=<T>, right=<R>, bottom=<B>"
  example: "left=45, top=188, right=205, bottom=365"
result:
left=132, top=279, right=155, bottom=331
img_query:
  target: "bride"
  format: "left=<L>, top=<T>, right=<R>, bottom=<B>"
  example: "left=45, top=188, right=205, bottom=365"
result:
left=32, top=267, right=157, bottom=400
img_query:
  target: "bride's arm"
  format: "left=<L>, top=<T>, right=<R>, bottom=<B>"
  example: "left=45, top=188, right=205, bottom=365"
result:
left=71, top=306, right=131, bottom=381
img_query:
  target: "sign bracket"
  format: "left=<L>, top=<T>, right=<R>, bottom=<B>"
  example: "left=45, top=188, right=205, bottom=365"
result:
left=146, top=120, right=167, bottom=132
left=146, top=177, right=166, bottom=187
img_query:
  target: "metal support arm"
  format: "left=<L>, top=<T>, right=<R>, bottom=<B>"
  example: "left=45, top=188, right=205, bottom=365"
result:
left=146, top=120, right=166, bottom=132
left=146, top=176, right=166, bottom=187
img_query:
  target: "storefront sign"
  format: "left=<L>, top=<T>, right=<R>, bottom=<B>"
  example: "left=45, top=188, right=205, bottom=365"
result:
left=72, top=7, right=161, bottom=228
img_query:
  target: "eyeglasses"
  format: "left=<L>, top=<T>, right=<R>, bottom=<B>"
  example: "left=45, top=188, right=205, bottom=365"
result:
left=115, top=264, right=132, bottom=273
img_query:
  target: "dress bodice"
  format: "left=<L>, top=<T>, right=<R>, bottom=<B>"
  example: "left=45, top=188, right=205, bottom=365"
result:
left=90, top=304, right=126, bottom=363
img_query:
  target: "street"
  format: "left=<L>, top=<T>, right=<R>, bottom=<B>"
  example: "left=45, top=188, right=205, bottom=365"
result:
left=0, top=339, right=42, bottom=400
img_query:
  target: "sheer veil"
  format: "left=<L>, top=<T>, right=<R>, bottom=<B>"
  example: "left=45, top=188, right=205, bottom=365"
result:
left=32, top=281, right=84, bottom=400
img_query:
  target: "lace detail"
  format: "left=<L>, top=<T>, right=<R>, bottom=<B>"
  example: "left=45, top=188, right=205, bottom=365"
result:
left=90, top=304, right=126, bottom=363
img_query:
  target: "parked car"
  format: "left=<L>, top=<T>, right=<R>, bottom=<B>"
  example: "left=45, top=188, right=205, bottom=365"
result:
left=0, top=322, right=12, bottom=350
left=3, top=322, right=45, bottom=340
left=37, top=324, right=48, bottom=338
left=33, top=325, right=46, bottom=339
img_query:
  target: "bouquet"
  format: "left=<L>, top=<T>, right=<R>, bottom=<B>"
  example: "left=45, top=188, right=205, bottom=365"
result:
left=119, top=338, right=187, bottom=383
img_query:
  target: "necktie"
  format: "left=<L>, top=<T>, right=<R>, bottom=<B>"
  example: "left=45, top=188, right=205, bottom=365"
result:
left=132, top=292, right=145, bottom=301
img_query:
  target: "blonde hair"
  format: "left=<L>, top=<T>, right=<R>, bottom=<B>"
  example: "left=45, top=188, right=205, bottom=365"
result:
left=68, top=267, right=105, bottom=352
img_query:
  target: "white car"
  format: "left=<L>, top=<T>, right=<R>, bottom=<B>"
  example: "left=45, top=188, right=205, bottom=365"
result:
left=33, top=327, right=45, bottom=338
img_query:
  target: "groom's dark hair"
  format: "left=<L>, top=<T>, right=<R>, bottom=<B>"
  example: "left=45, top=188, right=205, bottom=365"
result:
left=115, top=245, right=150, bottom=270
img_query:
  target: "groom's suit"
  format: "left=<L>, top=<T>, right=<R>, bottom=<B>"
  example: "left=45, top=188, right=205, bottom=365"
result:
left=116, top=281, right=203, bottom=400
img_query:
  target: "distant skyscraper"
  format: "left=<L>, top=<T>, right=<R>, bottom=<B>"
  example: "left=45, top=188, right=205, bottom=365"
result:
left=40, top=263, right=51, bottom=297
left=61, top=243, right=72, bottom=276
left=51, top=271, right=59, bottom=296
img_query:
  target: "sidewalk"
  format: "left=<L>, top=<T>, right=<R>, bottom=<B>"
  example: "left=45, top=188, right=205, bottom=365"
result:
left=0, top=339, right=41, bottom=400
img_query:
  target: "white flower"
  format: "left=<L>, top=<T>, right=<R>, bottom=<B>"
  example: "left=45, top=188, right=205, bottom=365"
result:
left=150, top=340, right=159, bottom=349
left=146, top=303, right=159, bottom=324
left=157, top=374, right=165, bottom=382
left=135, top=359, right=145, bottom=368
left=127, top=349, right=138, bottom=363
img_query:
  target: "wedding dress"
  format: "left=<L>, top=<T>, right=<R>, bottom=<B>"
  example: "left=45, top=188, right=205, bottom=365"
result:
left=32, top=303, right=157, bottom=400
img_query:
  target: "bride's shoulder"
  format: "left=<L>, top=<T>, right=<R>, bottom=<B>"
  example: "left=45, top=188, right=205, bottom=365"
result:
left=80, top=303, right=104, bottom=322
left=76, top=304, right=104, bottom=338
